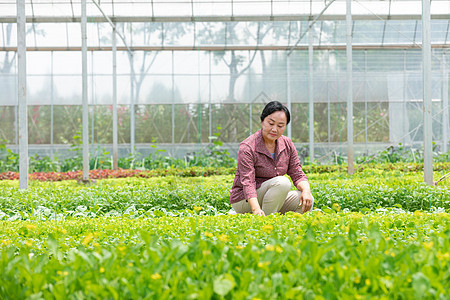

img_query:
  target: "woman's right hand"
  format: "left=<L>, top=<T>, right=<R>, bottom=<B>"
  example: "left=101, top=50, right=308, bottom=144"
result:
left=252, top=207, right=265, bottom=216
left=248, top=198, right=265, bottom=216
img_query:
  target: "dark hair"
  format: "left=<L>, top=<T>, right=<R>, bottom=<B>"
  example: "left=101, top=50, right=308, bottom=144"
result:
left=260, top=101, right=290, bottom=125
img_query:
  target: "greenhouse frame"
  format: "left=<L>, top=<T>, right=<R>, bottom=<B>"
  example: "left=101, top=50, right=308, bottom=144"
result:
left=0, top=0, right=449, bottom=187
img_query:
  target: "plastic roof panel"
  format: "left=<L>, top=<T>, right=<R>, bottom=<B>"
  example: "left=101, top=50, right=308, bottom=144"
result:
left=1, top=0, right=449, bottom=20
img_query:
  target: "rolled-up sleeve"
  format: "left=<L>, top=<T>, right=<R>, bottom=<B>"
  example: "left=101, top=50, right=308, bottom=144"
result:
left=286, top=142, right=308, bottom=187
left=237, top=144, right=257, bottom=199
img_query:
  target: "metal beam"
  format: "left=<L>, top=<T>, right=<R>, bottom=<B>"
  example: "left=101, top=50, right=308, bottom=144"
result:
left=4, top=44, right=450, bottom=52
left=422, top=0, right=433, bottom=185
left=17, top=0, right=28, bottom=189
left=1, top=14, right=450, bottom=23
left=286, top=54, right=291, bottom=139
left=82, top=0, right=89, bottom=182
left=442, top=51, right=448, bottom=153
left=130, top=54, right=135, bottom=155
left=112, top=25, right=118, bottom=169
left=308, top=27, right=314, bottom=161
left=346, top=0, right=354, bottom=175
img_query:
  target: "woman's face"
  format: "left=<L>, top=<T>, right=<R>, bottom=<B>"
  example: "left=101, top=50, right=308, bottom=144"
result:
left=261, top=110, right=287, bottom=143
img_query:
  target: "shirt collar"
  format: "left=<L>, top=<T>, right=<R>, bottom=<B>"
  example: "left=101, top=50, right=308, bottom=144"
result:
left=255, top=129, right=286, bottom=156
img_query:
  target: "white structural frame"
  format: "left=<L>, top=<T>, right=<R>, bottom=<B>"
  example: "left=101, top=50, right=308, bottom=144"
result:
left=81, top=0, right=89, bottom=182
left=17, top=0, right=28, bottom=189
left=308, top=27, right=314, bottom=161
left=4, top=1, right=447, bottom=187
left=422, top=0, right=433, bottom=185
left=346, top=0, right=354, bottom=174
left=442, top=51, right=448, bottom=154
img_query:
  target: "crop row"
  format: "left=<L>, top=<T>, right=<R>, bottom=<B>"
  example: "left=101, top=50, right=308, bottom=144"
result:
left=0, top=173, right=449, bottom=221
left=1, top=162, right=449, bottom=182
left=1, top=212, right=449, bottom=299
left=1, top=210, right=448, bottom=252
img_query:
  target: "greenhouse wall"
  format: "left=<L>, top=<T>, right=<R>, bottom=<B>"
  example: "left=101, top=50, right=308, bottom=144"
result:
left=0, top=17, right=449, bottom=162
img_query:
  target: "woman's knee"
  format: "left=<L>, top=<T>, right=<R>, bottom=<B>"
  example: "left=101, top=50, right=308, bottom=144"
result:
left=271, top=176, right=291, bottom=190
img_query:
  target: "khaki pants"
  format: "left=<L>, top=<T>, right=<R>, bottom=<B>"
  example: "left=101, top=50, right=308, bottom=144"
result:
left=231, top=176, right=314, bottom=215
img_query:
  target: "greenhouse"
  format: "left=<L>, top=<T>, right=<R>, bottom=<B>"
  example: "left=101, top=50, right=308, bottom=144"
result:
left=0, top=1, right=449, bottom=298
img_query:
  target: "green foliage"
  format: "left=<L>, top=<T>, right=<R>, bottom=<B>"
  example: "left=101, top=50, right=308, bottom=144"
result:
left=0, top=170, right=449, bottom=222
left=0, top=164, right=449, bottom=298
left=0, top=212, right=449, bottom=299
left=0, top=143, right=19, bottom=172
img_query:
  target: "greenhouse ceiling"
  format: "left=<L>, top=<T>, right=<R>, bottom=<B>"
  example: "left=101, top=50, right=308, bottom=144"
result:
left=0, top=0, right=449, bottom=22
left=1, top=0, right=449, bottom=49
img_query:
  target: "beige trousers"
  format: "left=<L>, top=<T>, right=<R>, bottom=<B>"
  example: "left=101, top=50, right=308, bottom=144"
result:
left=231, top=176, right=314, bottom=215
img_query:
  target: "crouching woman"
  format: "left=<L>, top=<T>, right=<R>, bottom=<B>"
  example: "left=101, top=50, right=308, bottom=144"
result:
left=230, top=101, right=314, bottom=216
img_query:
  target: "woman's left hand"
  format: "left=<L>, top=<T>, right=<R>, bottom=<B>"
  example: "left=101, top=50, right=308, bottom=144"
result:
left=300, top=191, right=313, bottom=213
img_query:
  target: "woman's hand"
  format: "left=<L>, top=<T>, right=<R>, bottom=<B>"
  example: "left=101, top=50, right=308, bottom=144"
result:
left=252, top=207, right=265, bottom=216
left=300, top=191, right=313, bottom=213
left=248, top=197, right=265, bottom=216
left=297, top=181, right=313, bottom=213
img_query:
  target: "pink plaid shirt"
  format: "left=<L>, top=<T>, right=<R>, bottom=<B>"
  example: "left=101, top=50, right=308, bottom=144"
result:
left=230, top=129, right=308, bottom=204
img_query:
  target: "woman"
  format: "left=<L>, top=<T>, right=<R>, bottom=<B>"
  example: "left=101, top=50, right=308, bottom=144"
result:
left=230, top=101, right=314, bottom=216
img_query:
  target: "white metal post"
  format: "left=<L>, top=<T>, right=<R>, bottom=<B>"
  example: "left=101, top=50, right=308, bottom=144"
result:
left=286, top=54, right=291, bottom=139
left=51, top=51, right=54, bottom=158
left=112, top=26, right=118, bottom=169
left=442, top=52, right=448, bottom=153
left=81, top=0, right=89, bottom=181
left=209, top=51, right=212, bottom=138
left=364, top=50, right=368, bottom=152
left=346, top=0, right=354, bottom=174
left=172, top=50, right=175, bottom=144
left=308, top=27, right=314, bottom=161
left=422, top=0, right=433, bottom=185
left=130, top=56, right=135, bottom=155
left=17, top=0, right=28, bottom=189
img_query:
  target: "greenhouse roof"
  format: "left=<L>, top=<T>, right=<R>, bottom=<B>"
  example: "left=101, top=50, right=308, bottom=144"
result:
left=0, top=0, right=449, bottom=23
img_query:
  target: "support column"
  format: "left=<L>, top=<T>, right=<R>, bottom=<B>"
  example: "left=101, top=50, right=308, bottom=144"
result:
left=51, top=51, right=54, bottom=158
left=364, top=50, right=368, bottom=152
left=112, top=25, right=118, bottom=169
left=249, top=51, right=252, bottom=136
left=403, top=50, right=407, bottom=145
left=17, top=0, right=28, bottom=189
left=346, top=0, right=354, bottom=174
left=422, top=0, right=433, bottom=185
left=308, top=27, right=314, bottom=161
left=327, top=50, right=331, bottom=151
left=286, top=54, right=292, bottom=139
left=130, top=55, right=135, bottom=155
left=172, top=50, right=175, bottom=144
left=81, top=0, right=89, bottom=182
left=442, top=52, right=448, bottom=153
left=209, top=51, right=212, bottom=138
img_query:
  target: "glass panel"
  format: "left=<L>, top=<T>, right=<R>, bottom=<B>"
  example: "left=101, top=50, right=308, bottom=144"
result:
left=0, top=24, right=17, bottom=47
left=28, top=75, right=52, bottom=105
left=0, top=106, right=16, bottom=144
left=53, top=75, right=82, bottom=105
left=91, top=75, right=112, bottom=105
left=27, top=52, right=50, bottom=75
left=28, top=105, right=51, bottom=144
left=383, top=20, right=417, bottom=45
left=136, top=104, right=173, bottom=143
left=130, top=51, right=170, bottom=75
left=52, top=105, right=82, bottom=145
left=210, top=103, right=248, bottom=143
left=90, top=105, right=112, bottom=144
left=175, top=104, right=210, bottom=143
left=53, top=52, right=82, bottom=74
left=0, top=74, right=16, bottom=105
left=290, top=103, right=309, bottom=143
left=137, top=75, right=173, bottom=104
